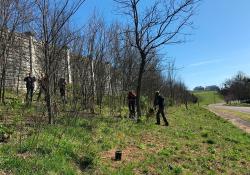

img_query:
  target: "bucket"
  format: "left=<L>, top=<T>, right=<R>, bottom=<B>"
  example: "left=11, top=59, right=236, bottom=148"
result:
left=115, top=150, right=122, bottom=161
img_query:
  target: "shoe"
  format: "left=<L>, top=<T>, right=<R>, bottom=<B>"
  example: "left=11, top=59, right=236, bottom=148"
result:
left=155, top=123, right=160, bottom=125
left=165, top=122, right=169, bottom=126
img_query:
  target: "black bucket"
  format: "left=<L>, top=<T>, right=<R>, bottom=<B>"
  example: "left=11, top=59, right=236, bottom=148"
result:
left=115, top=150, right=122, bottom=161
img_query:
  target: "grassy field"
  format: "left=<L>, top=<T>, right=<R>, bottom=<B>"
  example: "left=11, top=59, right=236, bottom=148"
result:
left=0, top=96, right=250, bottom=174
left=193, top=91, right=224, bottom=106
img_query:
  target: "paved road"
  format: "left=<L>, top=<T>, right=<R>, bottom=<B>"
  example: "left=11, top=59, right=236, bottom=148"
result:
left=209, top=103, right=250, bottom=114
left=208, top=103, right=250, bottom=133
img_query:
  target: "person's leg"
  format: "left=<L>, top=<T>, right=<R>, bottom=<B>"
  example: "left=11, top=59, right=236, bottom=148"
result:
left=26, top=88, right=29, bottom=102
left=131, top=102, right=135, bottom=116
left=60, top=88, right=66, bottom=102
left=30, top=87, right=34, bottom=102
left=37, top=88, right=41, bottom=101
left=62, top=89, right=66, bottom=103
left=156, top=110, right=161, bottom=124
left=160, top=108, right=169, bottom=126
left=60, top=88, right=63, bottom=101
left=128, top=102, right=132, bottom=118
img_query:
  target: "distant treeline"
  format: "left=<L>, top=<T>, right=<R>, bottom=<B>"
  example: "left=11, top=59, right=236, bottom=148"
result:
left=193, top=85, right=220, bottom=91
left=219, top=72, right=250, bottom=103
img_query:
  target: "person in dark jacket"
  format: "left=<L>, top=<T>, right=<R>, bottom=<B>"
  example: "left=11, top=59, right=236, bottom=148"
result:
left=127, top=91, right=136, bottom=118
left=24, top=73, right=36, bottom=103
left=154, top=91, right=169, bottom=126
left=58, top=78, right=67, bottom=103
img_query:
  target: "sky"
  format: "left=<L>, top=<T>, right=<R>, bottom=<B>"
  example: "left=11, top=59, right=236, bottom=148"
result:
left=74, top=0, right=250, bottom=90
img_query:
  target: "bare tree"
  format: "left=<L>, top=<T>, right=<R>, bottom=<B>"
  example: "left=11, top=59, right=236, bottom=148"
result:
left=114, top=0, right=199, bottom=119
left=166, top=60, right=177, bottom=105
left=0, top=0, right=33, bottom=103
left=32, top=0, right=85, bottom=124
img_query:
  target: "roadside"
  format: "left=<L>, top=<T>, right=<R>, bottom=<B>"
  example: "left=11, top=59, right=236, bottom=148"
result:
left=208, top=103, right=250, bottom=133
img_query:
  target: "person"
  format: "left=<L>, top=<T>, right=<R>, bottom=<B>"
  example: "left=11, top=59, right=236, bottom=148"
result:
left=24, top=73, right=36, bottom=103
left=127, top=91, right=136, bottom=118
left=58, top=78, right=67, bottom=103
left=37, top=74, right=47, bottom=101
left=154, top=91, right=169, bottom=126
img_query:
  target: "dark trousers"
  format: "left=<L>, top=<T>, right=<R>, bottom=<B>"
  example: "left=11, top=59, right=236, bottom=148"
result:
left=128, top=101, right=136, bottom=117
left=60, top=88, right=66, bottom=103
left=26, top=87, right=34, bottom=103
left=156, top=107, right=168, bottom=125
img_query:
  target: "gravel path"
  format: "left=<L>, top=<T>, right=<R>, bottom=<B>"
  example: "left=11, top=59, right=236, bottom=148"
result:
left=208, top=103, right=250, bottom=133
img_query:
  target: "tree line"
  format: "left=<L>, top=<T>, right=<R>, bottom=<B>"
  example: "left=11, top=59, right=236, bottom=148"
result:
left=220, top=72, right=250, bottom=104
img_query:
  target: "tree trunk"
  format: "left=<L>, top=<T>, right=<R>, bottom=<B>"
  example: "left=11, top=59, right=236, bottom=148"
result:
left=136, top=54, right=146, bottom=120
left=45, top=87, right=53, bottom=124
left=44, top=43, right=54, bottom=124
left=90, top=58, right=96, bottom=113
left=0, top=49, right=7, bottom=103
left=0, top=64, right=6, bottom=104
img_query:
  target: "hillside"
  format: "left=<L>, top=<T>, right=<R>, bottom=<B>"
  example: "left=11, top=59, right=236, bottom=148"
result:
left=0, top=101, right=250, bottom=174
left=194, top=91, right=224, bottom=106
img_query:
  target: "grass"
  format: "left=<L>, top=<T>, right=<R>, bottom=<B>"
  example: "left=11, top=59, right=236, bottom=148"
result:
left=193, top=91, right=224, bottom=106
left=1, top=97, right=250, bottom=174
left=0, top=91, right=250, bottom=174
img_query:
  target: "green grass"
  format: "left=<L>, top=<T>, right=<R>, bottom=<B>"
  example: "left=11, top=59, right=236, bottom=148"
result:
left=0, top=102, right=250, bottom=174
left=194, top=91, right=224, bottom=106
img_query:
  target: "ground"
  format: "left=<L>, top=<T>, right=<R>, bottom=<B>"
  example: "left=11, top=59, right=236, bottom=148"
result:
left=193, top=91, right=224, bottom=106
left=0, top=92, right=250, bottom=174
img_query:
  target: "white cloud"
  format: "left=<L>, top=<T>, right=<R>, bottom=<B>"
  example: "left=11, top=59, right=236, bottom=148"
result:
left=188, top=59, right=224, bottom=67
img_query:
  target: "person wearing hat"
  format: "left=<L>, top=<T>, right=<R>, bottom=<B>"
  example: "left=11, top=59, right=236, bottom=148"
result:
left=154, top=91, right=169, bottom=126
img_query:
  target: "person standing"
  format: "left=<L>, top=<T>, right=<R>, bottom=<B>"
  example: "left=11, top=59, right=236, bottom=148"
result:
left=58, top=78, right=67, bottom=103
left=154, top=91, right=169, bottom=126
left=24, top=73, right=36, bottom=104
left=127, top=91, right=136, bottom=118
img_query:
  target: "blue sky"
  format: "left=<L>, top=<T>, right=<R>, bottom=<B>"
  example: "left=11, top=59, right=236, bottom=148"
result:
left=74, top=0, right=250, bottom=90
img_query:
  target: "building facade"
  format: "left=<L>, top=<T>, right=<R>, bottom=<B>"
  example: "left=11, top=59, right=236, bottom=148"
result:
left=0, top=31, right=72, bottom=91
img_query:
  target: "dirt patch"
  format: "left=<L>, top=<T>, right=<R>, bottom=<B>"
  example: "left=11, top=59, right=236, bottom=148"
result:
left=16, top=152, right=33, bottom=160
left=0, top=171, right=12, bottom=175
